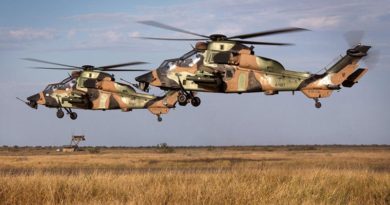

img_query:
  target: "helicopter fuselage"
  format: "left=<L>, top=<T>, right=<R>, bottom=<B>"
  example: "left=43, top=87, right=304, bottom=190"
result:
left=27, top=70, right=178, bottom=120
left=137, top=41, right=328, bottom=94
left=135, top=41, right=369, bottom=108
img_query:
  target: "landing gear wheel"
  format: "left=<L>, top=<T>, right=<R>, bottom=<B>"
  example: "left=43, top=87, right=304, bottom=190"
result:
left=70, top=112, right=78, bottom=120
left=314, top=98, right=322, bottom=109
left=191, top=97, right=201, bottom=107
left=315, top=101, right=322, bottom=109
left=157, top=115, right=162, bottom=122
left=56, top=109, right=64, bottom=119
left=178, top=94, right=187, bottom=104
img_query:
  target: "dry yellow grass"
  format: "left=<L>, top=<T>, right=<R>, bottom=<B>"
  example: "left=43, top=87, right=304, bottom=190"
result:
left=0, top=146, right=389, bottom=204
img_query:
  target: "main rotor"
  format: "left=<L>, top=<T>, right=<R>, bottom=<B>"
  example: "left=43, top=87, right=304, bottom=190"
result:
left=137, top=20, right=309, bottom=46
left=23, top=58, right=149, bottom=72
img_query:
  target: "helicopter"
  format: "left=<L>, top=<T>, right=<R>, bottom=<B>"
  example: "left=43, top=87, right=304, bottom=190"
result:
left=19, top=58, right=179, bottom=122
left=134, top=21, right=370, bottom=108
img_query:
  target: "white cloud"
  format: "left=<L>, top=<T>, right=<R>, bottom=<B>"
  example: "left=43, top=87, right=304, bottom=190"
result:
left=67, top=29, right=77, bottom=38
left=12, top=0, right=386, bottom=52
left=0, top=28, right=56, bottom=41
left=66, top=12, right=132, bottom=23
left=128, top=32, right=140, bottom=38
left=291, top=16, right=341, bottom=29
left=100, top=31, right=123, bottom=43
left=0, top=27, right=57, bottom=50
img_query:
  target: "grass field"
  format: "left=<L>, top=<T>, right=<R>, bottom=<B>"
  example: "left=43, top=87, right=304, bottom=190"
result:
left=0, top=145, right=389, bottom=204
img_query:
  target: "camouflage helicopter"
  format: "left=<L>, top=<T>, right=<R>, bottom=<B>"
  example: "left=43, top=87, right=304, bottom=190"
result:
left=135, top=21, right=370, bottom=108
left=19, top=58, right=179, bottom=121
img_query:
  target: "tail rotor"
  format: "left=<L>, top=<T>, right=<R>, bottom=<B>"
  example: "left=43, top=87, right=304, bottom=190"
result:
left=344, top=30, right=380, bottom=70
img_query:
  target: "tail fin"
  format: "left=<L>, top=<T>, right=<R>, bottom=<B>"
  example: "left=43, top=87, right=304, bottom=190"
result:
left=326, top=44, right=370, bottom=74
left=300, top=44, right=370, bottom=99
left=323, top=44, right=370, bottom=86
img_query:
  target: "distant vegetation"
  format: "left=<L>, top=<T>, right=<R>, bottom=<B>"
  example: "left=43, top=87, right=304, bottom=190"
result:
left=0, top=145, right=389, bottom=204
left=86, top=147, right=100, bottom=154
left=156, top=142, right=175, bottom=153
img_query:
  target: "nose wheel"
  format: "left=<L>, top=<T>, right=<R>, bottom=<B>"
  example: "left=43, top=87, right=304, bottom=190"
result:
left=56, top=109, right=64, bottom=118
left=314, top=98, right=322, bottom=109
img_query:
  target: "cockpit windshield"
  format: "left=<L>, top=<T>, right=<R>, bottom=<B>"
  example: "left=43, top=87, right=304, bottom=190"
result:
left=157, top=49, right=202, bottom=73
left=157, top=59, right=177, bottom=73
left=177, top=50, right=202, bottom=67
left=44, top=76, right=76, bottom=91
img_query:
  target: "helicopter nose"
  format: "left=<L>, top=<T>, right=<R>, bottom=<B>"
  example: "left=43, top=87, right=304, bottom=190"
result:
left=27, top=93, right=40, bottom=102
left=26, top=93, right=40, bottom=109
left=135, top=71, right=154, bottom=83
left=27, top=92, right=46, bottom=105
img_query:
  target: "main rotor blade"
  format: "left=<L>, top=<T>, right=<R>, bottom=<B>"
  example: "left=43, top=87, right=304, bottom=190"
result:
left=233, top=40, right=293, bottom=46
left=137, top=20, right=209, bottom=38
left=98, top=61, right=149, bottom=70
left=137, top=37, right=207, bottom=41
left=29, top=67, right=80, bottom=70
left=22, top=58, right=81, bottom=68
left=228, top=27, right=309, bottom=39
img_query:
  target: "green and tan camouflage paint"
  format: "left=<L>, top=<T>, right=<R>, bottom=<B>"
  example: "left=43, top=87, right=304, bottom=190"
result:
left=136, top=41, right=369, bottom=101
left=31, top=70, right=178, bottom=118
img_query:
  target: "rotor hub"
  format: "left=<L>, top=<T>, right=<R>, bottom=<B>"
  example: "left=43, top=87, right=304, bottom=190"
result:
left=82, top=65, right=95, bottom=70
left=209, top=34, right=228, bottom=41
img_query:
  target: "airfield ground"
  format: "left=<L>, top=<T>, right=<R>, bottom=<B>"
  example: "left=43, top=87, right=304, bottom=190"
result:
left=0, top=145, right=389, bottom=204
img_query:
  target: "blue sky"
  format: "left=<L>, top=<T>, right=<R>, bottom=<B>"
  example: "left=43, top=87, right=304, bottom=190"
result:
left=0, top=0, right=389, bottom=146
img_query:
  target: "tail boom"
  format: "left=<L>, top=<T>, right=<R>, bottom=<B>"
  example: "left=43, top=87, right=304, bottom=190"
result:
left=146, top=91, right=179, bottom=117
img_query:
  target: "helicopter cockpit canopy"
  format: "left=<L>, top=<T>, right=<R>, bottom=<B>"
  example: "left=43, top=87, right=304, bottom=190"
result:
left=177, top=49, right=202, bottom=67
left=157, top=49, right=203, bottom=73
left=44, top=76, right=76, bottom=92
